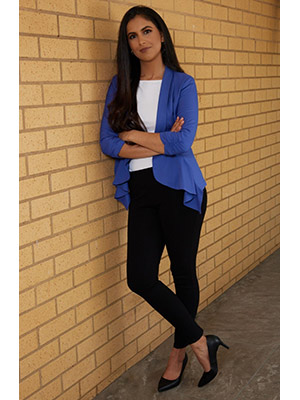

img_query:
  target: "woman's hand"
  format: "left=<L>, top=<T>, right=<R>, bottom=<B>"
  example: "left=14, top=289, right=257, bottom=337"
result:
left=119, top=130, right=132, bottom=142
left=171, top=116, right=184, bottom=132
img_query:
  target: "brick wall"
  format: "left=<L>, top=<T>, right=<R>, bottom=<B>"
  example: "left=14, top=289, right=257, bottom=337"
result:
left=19, top=0, right=280, bottom=399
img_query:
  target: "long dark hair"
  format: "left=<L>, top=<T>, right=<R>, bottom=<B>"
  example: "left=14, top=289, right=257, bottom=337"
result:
left=108, top=6, right=184, bottom=133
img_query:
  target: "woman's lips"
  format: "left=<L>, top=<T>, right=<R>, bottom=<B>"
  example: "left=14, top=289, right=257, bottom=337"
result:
left=140, top=47, right=151, bottom=53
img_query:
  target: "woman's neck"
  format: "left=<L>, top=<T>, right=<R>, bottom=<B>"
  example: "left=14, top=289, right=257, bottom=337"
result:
left=140, top=58, right=165, bottom=80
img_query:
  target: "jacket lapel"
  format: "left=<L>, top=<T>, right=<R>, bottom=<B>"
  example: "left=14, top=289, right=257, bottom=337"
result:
left=155, top=66, right=173, bottom=133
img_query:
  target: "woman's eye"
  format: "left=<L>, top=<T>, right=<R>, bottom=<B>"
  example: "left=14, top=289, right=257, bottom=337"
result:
left=129, top=34, right=136, bottom=40
left=144, top=29, right=152, bottom=35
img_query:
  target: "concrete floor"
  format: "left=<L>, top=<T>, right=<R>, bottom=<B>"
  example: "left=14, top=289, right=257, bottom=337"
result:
left=94, top=249, right=280, bottom=400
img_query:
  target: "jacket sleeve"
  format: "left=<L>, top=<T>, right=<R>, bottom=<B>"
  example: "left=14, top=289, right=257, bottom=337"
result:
left=100, top=76, right=125, bottom=159
left=159, top=76, right=199, bottom=156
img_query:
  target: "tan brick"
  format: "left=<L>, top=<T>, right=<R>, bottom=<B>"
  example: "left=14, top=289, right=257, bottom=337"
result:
left=62, top=62, right=96, bottom=81
left=20, top=130, right=45, bottom=154
left=212, top=5, right=228, bottom=20
left=20, top=340, right=59, bottom=379
left=73, top=256, right=105, bottom=286
left=95, top=333, right=123, bottom=365
left=77, top=0, right=109, bottom=18
left=67, top=143, right=100, bottom=167
left=185, top=48, right=203, bottom=63
left=78, top=41, right=110, bottom=61
left=60, top=319, right=93, bottom=352
left=221, top=79, right=235, bottom=92
left=200, top=282, right=215, bottom=303
left=195, top=2, right=212, bottom=17
left=89, top=231, right=119, bottom=258
left=88, top=197, right=117, bottom=222
left=111, top=341, right=137, bottom=372
left=91, top=268, right=120, bottom=296
left=185, top=16, right=204, bottom=33
left=72, top=219, right=104, bottom=248
left=213, top=35, right=228, bottom=49
left=19, top=331, right=38, bottom=359
left=124, top=316, right=148, bottom=345
left=19, top=10, right=58, bottom=35
left=51, top=167, right=86, bottom=193
left=20, top=300, right=56, bottom=336
left=31, top=192, right=69, bottom=219
left=36, top=272, right=73, bottom=304
left=204, top=19, right=221, bottom=34
left=19, top=288, right=35, bottom=313
left=137, top=324, right=160, bottom=351
left=70, top=181, right=103, bottom=208
left=57, top=283, right=91, bottom=314
left=76, top=292, right=107, bottom=322
left=59, top=16, right=94, bottom=39
left=20, top=0, right=36, bottom=8
left=66, top=104, right=99, bottom=125
left=175, top=31, right=194, bottom=47
left=20, top=60, right=60, bottom=82
left=19, top=201, right=30, bottom=224
left=195, top=33, right=212, bottom=48
left=29, top=378, right=63, bottom=400
left=81, top=361, right=111, bottom=396
left=237, top=24, right=250, bottom=38
left=152, top=0, right=174, bottom=10
left=105, top=243, right=127, bottom=270
left=175, top=0, right=194, bottom=13
left=53, top=206, right=87, bottom=234
left=44, top=83, right=80, bottom=105
left=20, top=218, right=51, bottom=246
left=78, top=327, right=108, bottom=361
left=25, top=106, right=64, bottom=130
left=20, top=85, right=42, bottom=106
left=40, top=37, right=78, bottom=59
left=205, top=107, right=221, bottom=123
left=47, top=126, right=82, bottom=150
left=19, top=246, right=33, bottom=270
left=94, top=301, right=122, bottom=331
left=20, top=259, right=54, bottom=291
left=19, top=156, right=27, bottom=177
left=55, top=385, right=80, bottom=400
left=37, top=0, right=76, bottom=13
left=107, top=279, right=130, bottom=304
left=204, top=79, right=220, bottom=93
left=41, top=348, right=77, bottom=386
left=39, top=310, right=75, bottom=345
left=19, top=372, right=40, bottom=400
left=33, top=232, right=72, bottom=262
left=204, top=49, right=220, bottom=64
left=104, top=210, right=127, bottom=234
left=213, top=66, right=228, bottom=79
left=28, top=150, right=66, bottom=176
left=81, top=82, right=109, bottom=102
left=96, top=63, right=117, bottom=82
left=94, top=20, right=119, bottom=40
left=19, top=36, right=39, bottom=58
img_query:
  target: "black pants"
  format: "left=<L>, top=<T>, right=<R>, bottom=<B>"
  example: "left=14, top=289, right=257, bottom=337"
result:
left=127, top=168, right=207, bottom=348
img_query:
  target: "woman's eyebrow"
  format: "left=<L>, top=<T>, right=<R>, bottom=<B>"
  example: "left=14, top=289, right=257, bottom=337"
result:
left=127, top=25, right=153, bottom=36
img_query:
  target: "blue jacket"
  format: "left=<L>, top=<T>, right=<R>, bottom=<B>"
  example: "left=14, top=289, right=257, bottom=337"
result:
left=100, top=66, right=207, bottom=213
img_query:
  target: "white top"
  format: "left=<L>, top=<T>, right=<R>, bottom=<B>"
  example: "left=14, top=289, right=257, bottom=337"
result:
left=129, top=80, right=162, bottom=172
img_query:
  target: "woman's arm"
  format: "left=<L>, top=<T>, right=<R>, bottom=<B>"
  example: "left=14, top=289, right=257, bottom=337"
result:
left=118, top=143, right=160, bottom=158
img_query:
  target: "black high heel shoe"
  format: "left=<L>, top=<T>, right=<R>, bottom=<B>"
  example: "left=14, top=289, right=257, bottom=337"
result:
left=198, top=335, right=229, bottom=387
left=158, top=353, right=188, bottom=392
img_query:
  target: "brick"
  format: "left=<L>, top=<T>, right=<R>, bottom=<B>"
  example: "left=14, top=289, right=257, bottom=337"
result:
left=20, top=218, right=51, bottom=246
left=20, top=109, right=24, bottom=131
left=28, top=149, right=66, bottom=175
left=82, top=82, right=109, bottom=102
left=195, top=2, right=212, bottom=17
left=51, top=167, right=86, bottom=192
left=55, top=245, right=89, bottom=276
left=19, top=36, right=39, bottom=58
left=89, top=231, right=119, bottom=258
left=88, top=196, right=117, bottom=221
left=111, top=341, right=137, bottom=372
left=81, top=361, right=111, bottom=396
left=97, top=63, right=117, bottom=82
left=31, top=191, right=69, bottom=219
left=204, top=79, right=220, bottom=93
left=19, top=246, right=33, bottom=270
left=70, top=181, right=103, bottom=208
left=95, top=333, right=123, bottom=366
left=213, top=66, right=228, bottom=78
left=20, top=175, right=49, bottom=201
left=204, top=49, right=220, bottom=64
left=40, top=38, right=78, bottom=59
left=19, top=10, right=58, bottom=36
left=19, top=289, right=35, bottom=313
left=66, top=104, right=99, bottom=125
left=57, top=283, right=91, bottom=314
left=39, top=310, right=75, bottom=345
left=73, top=256, right=105, bottom=286
left=95, top=20, right=119, bottom=40
left=76, top=292, right=107, bottom=322
left=29, top=378, right=63, bottom=400
left=195, top=65, right=212, bottom=79
left=20, top=84, right=42, bottom=106
left=20, top=300, right=56, bottom=336
left=20, top=340, right=59, bottom=379
left=59, top=16, right=94, bottom=39
left=20, top=130, right=45, bottom=154
left=47, top=126, right=82, bottom=149
left=20, top=259, right=54, bottom=291
left=175, top=31, right=194, bottom=47
left=124, top=317, right=148, bottom=345
left=25, top=106, right=64, bottom=129
left=204, top=19, right=221, bottom=34
left=60, top=319, right=93, bottom=352
left=62, top=62, right=96, bottom=81
left=104, top=210, right=128, bottom=234
left=195, top=33, right=212, bottom=48
left=91, top=268, right=120, bottom=296
left=20, top=0, right=36, bottom=8
left=19, top=331, right=38, bottom=359
left=41, top=349, right=77, bottom=386
left=213, top=35, right=228, bottom=49
left=33, top=232, right=72, bottom=262
left=20, top=60, right=60, bottom=82
left=36, top=272, right=73, bottom=304
left=78, top=327, right=107, bottom=361
left=79, top=41, right=110, bottom=61
left=152, top=0, right=174, bottom=10
left=212, top=5, right=228, bottom=20
left=185, top=16, right=204, bottom=33
left=53, top=206, right=87, bottom=234
left=175, top=0, right=194, bottom=13
left=44, top=83, right=80, bottom=105
left=137, top=324, right=160, bottom=352
left=185, top=48, right=203, bottom=63
left=72, top=219, right=104, bottom=247
left=237, top=24, right=250, bottom=38
left=19, top=201, right=30, bottom=228
left=19, top=372, right=40, bottom=400
left=77, top=0, right=109, bottom=18
left=107, top=279, right=130, bottom=304
left=37, top=0, right=75, bottom=13
left=68, top=143, right=100, bottom=166
left=94, top=301, right=122, bottom=331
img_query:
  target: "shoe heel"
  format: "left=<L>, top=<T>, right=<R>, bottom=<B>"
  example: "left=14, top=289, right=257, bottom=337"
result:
left=220, top=340, right=229, bottom=350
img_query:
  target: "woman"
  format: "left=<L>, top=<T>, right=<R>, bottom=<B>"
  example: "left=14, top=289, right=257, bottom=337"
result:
left=100, top=5, right=229, bottom=392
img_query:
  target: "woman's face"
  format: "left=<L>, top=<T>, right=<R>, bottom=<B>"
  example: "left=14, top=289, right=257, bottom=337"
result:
left=126, top=15, right=164, bottom=63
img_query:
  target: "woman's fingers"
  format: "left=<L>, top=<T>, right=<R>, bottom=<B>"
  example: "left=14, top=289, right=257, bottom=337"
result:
left=171, top=116, right=184, bottom=132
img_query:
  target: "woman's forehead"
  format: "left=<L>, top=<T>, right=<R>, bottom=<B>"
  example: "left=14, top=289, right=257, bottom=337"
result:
left=126, top=15, right=154, bottom=32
